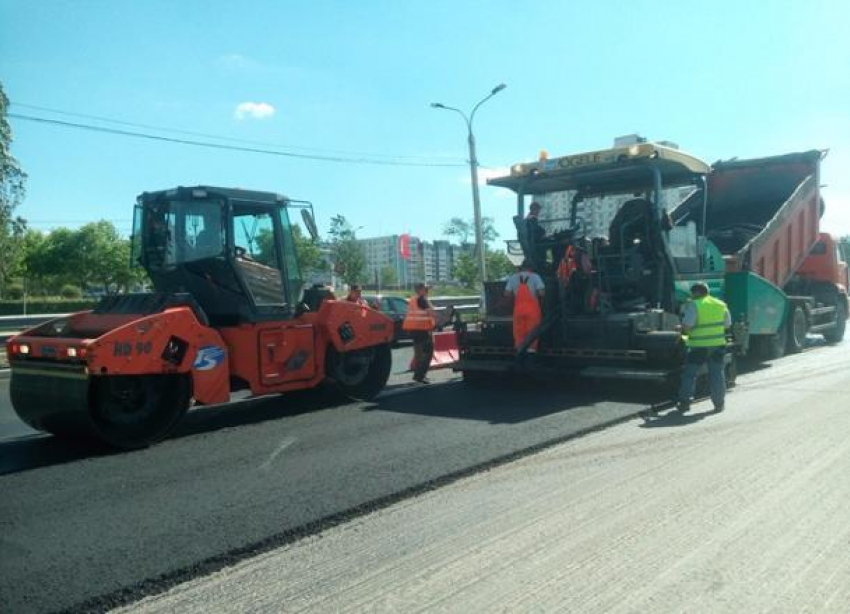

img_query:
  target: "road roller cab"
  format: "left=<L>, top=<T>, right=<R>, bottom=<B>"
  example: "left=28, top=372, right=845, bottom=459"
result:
left=7, top=186, right=395, bottom=449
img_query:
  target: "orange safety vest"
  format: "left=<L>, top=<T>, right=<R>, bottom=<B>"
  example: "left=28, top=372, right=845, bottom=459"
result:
left=557, top=246, right=578, bottom=284
left=402, top=296, right=436, bottom=331
left=513, top=274, right=542, bottom=351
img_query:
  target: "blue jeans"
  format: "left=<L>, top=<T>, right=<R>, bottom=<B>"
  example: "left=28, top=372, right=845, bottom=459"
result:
left=678, top=347, right=726, bottom=408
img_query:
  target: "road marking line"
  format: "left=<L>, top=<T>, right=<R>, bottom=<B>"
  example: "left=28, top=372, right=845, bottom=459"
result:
left=259, top=437, right=297, bottom=470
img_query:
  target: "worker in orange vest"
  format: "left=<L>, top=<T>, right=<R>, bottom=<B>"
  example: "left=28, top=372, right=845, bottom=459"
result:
left=505, top=260, right=546, bottom=355
left=402, top=282, right=437, bottom=384
left=344, top=284, right=368, bottom=307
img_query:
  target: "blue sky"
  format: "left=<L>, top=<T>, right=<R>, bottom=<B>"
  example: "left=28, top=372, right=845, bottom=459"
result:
left=2, top=0, right=849, bottom=243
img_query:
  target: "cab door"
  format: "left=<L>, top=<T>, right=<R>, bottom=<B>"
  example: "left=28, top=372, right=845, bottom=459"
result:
left=259, top=325, right=316, bottom=385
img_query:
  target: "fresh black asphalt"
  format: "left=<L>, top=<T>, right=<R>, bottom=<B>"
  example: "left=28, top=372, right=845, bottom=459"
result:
left=0, top=350, right=665, bottom=613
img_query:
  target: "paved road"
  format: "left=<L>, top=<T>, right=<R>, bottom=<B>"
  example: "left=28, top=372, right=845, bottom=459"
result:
left=122, top=339, right=850, bottom=614
left=1, top=345, right=664, bottom=613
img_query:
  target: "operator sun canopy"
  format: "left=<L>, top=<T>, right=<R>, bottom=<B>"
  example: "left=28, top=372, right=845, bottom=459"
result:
left=489, top=143, right=711, bottom=196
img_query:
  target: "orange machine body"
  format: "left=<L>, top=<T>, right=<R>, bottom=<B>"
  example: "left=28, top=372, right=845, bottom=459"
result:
left=7, top=299, right=394, bottom=407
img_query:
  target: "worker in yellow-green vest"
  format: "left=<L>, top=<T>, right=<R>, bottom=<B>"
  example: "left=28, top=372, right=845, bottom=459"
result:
left=678, top=282, right=732, bottom=413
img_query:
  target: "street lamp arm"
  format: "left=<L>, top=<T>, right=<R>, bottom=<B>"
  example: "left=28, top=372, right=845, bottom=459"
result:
left=431, top=103, right=470, bottom=131
left=469, top=93, right=495, bottom=129
left=469, top=83, right=506, bottom=130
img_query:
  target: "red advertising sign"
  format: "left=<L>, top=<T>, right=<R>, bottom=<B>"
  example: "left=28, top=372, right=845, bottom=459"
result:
left=399, top=233, right=411, bottom=260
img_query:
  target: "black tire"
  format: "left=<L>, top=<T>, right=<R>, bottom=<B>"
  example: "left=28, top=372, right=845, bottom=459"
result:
left=326, top=343, right=392, bottom=401
left=785, top=306, right=806, bottom=354
left=823, top=301, right=847, bottom=344
left=89, top=374, right=192, bottom=449
left=751, top=327, right=786, bottom=361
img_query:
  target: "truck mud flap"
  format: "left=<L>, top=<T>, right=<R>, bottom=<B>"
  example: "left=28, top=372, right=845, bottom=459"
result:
left=10, top=362, right=92, bottom=436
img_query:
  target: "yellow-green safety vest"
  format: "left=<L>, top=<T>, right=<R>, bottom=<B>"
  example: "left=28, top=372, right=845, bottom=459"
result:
left=686, top=296, right=729, bottom=348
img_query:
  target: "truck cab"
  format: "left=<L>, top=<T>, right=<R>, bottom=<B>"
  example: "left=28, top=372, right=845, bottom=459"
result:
left=796, top=233, right=849, bottom=294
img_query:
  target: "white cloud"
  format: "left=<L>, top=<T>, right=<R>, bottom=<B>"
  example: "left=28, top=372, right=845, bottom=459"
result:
left=234, top=101, right=276, bottom=121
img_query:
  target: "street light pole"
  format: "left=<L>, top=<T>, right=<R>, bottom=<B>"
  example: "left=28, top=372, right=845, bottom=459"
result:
left=466, top=129, right=486, bottom=303
left=431, top=83, right=506, bottom=309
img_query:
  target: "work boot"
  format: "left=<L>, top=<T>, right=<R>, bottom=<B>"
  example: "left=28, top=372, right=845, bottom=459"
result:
left=714, top=403, right=725, bottom=412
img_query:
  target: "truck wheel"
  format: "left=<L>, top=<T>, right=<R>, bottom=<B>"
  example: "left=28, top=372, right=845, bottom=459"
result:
left=326, top=343, right=392, bottom=401
left=752, top=329, right=785, bottom=361
left=89, top=374, right=192, bottom=449
left=823, top=302, right=847, bottom=344
left=785, top=306, right=806, bottom=354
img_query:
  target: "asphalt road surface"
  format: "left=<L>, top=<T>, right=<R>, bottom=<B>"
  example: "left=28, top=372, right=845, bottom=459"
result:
left=1, top=340, right=847, bottom=612
left=123, top=338, right=850, bottom=614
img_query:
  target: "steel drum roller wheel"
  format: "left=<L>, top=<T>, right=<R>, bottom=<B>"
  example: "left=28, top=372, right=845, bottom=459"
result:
left=89, top=374, right=192, bottom=449
left=326, top=343, right=392, bottom=401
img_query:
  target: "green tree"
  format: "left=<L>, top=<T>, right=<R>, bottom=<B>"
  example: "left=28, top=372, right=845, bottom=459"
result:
left=379, top=265, right=398, bottom=288
left=486, top=249, right=515, bottom=281
left=0, top=81, right=28, bottom=297
left=452, top=248, right=514, bottom=287
left=25, top=222, right=144, bottom=294
left=442, top=216, right=499, bottom=247
left=328, top=215, right=365, bottom=285
left=73, top=222, right=141, bottom=292
left=25, top=227, right=76, bottom=290
left=452, top=251, right=479, bottom=289
left=254, top=224, right=324, bottom=280
left=292, top=224, right=324, bottom=276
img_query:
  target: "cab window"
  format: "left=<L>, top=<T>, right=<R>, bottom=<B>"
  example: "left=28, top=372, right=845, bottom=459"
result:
left=232, top=205, right=286, bottom=306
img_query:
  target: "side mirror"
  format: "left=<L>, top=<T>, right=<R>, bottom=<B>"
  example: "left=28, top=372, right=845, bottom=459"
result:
left=301, top=209, right=319, bottom=241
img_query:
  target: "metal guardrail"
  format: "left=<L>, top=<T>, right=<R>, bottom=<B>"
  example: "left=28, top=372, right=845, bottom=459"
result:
left=430, top=296, right=480, bottom=316
left=0, top=297, right=484, bottom=342
left=1, top=314, right=68, bottom=345
left=429, top=296, right=480, bottom=306
left=0, top=313, right=68, bottom=330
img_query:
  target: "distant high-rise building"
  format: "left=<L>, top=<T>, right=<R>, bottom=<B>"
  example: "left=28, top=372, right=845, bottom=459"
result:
left=356, top=235, right=461, bottom=287
left=433, top=240, right=455, bottom=282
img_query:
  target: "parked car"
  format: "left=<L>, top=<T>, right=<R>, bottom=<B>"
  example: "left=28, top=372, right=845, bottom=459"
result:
left=363, top=294, right=410, bottom=342
left=363, top=294, right=455, bottom=343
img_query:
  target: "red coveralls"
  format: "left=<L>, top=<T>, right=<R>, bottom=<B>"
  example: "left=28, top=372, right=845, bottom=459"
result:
left=513, top=275, right=542, bottom=351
